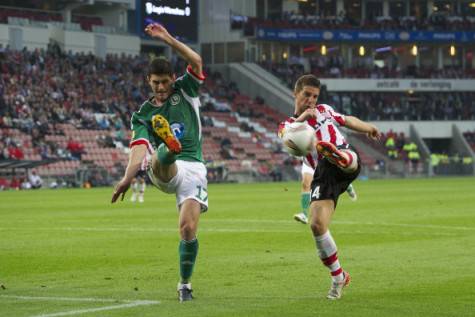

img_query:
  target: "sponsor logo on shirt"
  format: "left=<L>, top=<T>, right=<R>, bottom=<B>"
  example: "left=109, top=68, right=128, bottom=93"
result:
left=171, top=122, right=185, bottom=139
left=170, top=94, right=181, bottom=105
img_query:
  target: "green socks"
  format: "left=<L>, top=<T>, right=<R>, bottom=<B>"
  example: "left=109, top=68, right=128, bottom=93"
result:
left=179, top=239, right=199, bottom=283
left=301, top=192, right=310, bottom=217
left=157, top=143, right=176, bottom=165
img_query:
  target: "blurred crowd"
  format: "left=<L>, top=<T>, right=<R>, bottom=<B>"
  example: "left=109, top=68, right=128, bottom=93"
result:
left=261, top=56, right=474, bottom=84
left=0, top=43, right=153, bottom=161
left=253, top=10, right=475, bottom=31
left=323, top=90, right=475, bottom=121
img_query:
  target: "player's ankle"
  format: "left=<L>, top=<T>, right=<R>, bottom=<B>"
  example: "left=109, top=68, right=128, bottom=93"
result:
left=340, top=150, right=358, bottom=173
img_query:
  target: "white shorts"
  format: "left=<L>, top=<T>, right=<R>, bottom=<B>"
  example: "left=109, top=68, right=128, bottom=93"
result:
left=301, top=160, right=315, bottom=176
left=147, top=160, right=208, bottom=212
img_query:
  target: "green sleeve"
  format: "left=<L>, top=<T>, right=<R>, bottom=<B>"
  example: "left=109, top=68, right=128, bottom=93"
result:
left=174, top=65, right=205, bottom=98
left=129, top=113, right=153, bottom=153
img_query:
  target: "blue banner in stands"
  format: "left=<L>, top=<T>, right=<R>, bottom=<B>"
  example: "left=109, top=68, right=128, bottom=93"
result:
left=256, top=27, right=475, bottom=43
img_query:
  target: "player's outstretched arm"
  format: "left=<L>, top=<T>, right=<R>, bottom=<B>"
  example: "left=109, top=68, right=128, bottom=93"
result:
left=345, top=116, right=381, bottom=141
left=111, top=144, right=147, bottom=203
left=145, top=23, right=202, bottom=76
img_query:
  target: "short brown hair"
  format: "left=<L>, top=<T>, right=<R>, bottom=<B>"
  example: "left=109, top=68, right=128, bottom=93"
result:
left=148, top=57, right=173, bottom=77
left=294, top=74, right=321, bottom=93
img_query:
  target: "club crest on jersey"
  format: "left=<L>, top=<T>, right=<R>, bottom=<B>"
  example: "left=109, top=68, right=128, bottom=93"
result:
left=171, top=122, right=185, bottom=139
left=170, top=94, right=181, bottom=105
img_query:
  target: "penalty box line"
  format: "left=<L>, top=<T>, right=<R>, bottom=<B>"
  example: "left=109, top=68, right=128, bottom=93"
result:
left=0, top=295, right=160, bottom=317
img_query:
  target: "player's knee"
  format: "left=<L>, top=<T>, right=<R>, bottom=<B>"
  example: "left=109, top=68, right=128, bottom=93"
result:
left=301, top=183, right=311, bottom=192
left=310, top=218, right=327, bottom=236
left=180, top=222, right=197, bottom=239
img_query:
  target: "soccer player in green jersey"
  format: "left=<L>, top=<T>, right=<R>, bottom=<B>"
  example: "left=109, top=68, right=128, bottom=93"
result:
left=111, top=23, right=207, bottom=302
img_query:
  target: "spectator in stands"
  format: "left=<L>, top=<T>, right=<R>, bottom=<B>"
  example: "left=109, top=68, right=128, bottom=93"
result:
left=28, top=170, right=42, bottom=189
left=0, top=141, right=7, bottom=160
left=10, top=176, right=20, bottom=190
left=98, top=116, right=111, bottom=130
left=7, top=142, right=24, bottom=160
left=66, top=137, right=85, bottom=160
left=20, top=177, right=31, bottom=190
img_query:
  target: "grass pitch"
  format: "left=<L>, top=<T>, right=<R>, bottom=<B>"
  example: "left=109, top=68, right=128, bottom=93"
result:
left=1, top=177, right=474, bottom=317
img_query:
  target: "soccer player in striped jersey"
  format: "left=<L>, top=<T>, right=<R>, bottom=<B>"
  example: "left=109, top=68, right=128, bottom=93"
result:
left=111, top=23, right=207, bottom=302
left=279, top=74, right=380, bottom=299
left=130, top=170, right=146, bottom=203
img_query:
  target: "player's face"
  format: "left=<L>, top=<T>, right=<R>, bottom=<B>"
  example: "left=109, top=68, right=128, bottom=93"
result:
left=148, top=74, right=175, bottom=102
left=294, top=85, right=320, bottom=115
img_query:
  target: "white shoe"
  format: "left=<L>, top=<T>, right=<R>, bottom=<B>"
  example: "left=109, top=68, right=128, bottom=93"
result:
left=177, top=282, right=193, bottom=302
left=293, top=212, right=308, bottom=224
left=327, top=271, right=351, bottom=300
left=130, top=194, right=137, bottom=202
left=138, top=195, right=144, bottom=203
left=346, top=185, right=357, bottom=202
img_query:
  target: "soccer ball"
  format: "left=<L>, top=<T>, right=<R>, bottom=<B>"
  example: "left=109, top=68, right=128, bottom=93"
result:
left=280, top=122, right=316, bottom=156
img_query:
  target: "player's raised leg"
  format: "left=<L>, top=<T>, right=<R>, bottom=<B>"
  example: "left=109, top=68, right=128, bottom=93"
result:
left=316, top=141, right=358, bottom=173
left=149, top=114, right=181, bottom=183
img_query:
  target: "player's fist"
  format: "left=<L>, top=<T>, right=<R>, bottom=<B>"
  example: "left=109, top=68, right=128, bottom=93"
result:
left=145, top=23, right=171, bottom=41
left=367, top=125, right=381, bottom=141
left=303, top=107, right=317, bottom=118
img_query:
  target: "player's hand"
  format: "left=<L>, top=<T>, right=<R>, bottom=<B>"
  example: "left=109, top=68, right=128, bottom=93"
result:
left=303, top=107, right=317, bottom=119
left=145, top=23, right=171, bottom=41
left=111, top=178, right=131, bottom=203
left=367, top=124, right=381, bottom=141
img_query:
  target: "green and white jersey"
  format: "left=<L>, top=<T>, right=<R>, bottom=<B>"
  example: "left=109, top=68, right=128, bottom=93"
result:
left=129, top=66, right=205, bottom=162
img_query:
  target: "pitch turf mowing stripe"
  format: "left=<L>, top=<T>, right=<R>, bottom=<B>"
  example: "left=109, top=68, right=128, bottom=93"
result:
left=0, top=220, right=474, bottom=232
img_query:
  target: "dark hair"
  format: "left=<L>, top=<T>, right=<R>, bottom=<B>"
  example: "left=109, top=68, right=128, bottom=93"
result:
left=148, top=57, right=173, bottom=77
left=294, top=74, right=321, bottom=93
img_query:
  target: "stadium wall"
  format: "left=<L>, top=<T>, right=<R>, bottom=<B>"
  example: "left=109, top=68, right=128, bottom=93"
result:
left=0, top=24, right=49, bottom=50
left=374, top=121, right=475, bottom=138
left=321, top=79, right=475, bottom=92
left=0, top=24, right=140, bottom=56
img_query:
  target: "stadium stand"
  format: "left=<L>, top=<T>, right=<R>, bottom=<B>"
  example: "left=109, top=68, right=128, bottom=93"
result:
left=1, top=0, right=474, bottom=189
left=261, top=60, right=475, bottom=82
left=0, top=5, right=104, bottom=32
left=246, top=9, right=475, bottom=31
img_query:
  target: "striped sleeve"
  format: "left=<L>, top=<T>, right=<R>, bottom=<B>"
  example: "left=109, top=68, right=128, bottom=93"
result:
left=278, top=117, right=296, bottom=138
left=320, top=104, right=346, bottom=126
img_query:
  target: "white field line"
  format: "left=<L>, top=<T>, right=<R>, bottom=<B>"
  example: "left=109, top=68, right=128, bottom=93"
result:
left=31, top=301, right=159, bottom=317
left=0, top=295, right=122, bottom=302
left=0, top=295, right=159, bottom=317
left=0, top=219, right=473, bottom=232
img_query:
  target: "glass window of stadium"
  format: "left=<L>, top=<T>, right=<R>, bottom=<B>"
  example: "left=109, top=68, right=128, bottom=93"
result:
left=365, top=1, right=383, bottom=21
left=318, top=0, right=337, bottom=17
left=460, top=1, right=475, bottom=16
left=389, top=1, right=407, bottom=17
left=409, top=0, right=428, bottom=19
left=344, top=0, right=362, bottom=25
left=299, top=0, right=317, bottom=15
left=267, top=0, right=283, bottom=20
left=433, top=1, right=453, bottom=13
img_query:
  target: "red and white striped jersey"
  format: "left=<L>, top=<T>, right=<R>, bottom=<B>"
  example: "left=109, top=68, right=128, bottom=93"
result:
left=278, top=103, right=347, bottom=170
